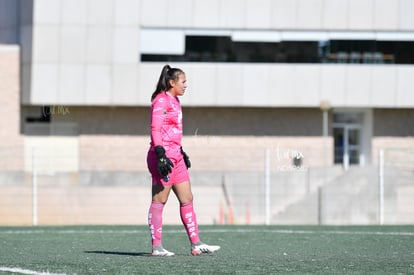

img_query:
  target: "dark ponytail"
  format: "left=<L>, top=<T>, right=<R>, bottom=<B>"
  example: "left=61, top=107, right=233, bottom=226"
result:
left=151, top=64, right=184, bottom=101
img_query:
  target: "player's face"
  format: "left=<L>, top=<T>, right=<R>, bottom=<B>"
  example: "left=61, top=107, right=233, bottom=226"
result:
left=170, top=74, right=187, bottom=97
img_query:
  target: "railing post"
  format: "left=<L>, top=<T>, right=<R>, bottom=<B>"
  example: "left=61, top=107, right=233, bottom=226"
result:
left=264, top=149, right=270, bottom=225
left=32, top=147, right=38, bottom=226
left=378, top=149, right=384, bottom=225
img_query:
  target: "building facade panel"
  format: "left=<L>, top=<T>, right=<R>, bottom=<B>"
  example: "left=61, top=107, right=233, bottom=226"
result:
left=86, top=0, right=114, bottom=26
left=348, top=0, right=375, bottom=30
left=192, top=0, right=221, bottom=28
left=267, top=65, right=296, bottom=106
left=296, top=0, right=323, bottom=29
left=396, top=67, right=414, bottom=107
left=399, top=0, right=414, bottom=30
left=60, top=25, right=87, bottom=64
left=61, top=0, right=88, bottom=25
left=114, top=0, right=140, bottom=26
left=30, top=63, right=59, bottom=104
left=137, top=0, right=407, bottom=31
left=137, top=63, right=163, bottom=103
left=112, top=27, right=140, bottom=64
left=245, top=0, right=272, bottom=29
left=112, top=64, right=139, bottom=105
left=24, top=60, right=414, bottom=108
left=344, top=66, right=372, bottom=106
left=33, top=0, right=61, bottom=24
left=215, top=64, right=244, bottom=106
left=292, top=65, right=321, bottom=106
left=320, top=65, right=347, bottom=106
left=270, top=0, right=298, bottom=29
left=184, top=64, right=218, bottom=106
left=84, top=65, right=112, bottom=104
left=19, top=0, right=414, bottom=106
left=58, top=64, right=85, bottom=104
left=242, top=65, right=270, bottom=106
left=140, top=0, right=168, bottom=27
left=32, top=25, right=60, bottom=63
left=219, top=0, right=245, bottom=28
left=371, top=66, right=397, bottom=107
left=322, top=0, right=348, bottom=30
left=85, top=26, right=113, bottom=64
left=143, top=64, right=414, bottom=108
left=165, top=0, right=193, bottom=28
left=373, top=0, right=399, bottom=30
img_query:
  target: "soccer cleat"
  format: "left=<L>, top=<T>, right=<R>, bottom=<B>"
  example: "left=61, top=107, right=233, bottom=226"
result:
left=151, top=246, right=175, bottom=257
left=191, top=242, right=220, bottom=255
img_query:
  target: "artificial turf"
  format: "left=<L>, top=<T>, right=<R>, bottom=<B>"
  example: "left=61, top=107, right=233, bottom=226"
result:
left=0, top=225, right=413, bottom=274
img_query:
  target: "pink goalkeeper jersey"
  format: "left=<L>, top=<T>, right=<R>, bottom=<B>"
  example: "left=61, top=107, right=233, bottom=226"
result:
left=150, top=91, right=183, bottom=150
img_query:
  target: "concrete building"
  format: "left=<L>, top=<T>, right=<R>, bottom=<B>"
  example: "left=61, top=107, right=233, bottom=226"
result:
left=0, top=0, right=413, bottom=225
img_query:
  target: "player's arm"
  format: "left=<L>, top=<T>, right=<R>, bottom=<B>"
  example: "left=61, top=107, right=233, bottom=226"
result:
left=151, top=97, right=174, bottom=177
left=151, top=97, right=167, bottom=147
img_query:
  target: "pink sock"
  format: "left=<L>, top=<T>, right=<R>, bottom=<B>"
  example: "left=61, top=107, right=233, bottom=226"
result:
left=180, top=201, right=200, bottom=244
left=148, top=201, right=164, bottom=247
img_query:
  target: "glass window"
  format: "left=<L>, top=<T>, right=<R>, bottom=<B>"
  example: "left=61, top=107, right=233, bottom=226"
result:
left=142, top=36, right=414, bottom=64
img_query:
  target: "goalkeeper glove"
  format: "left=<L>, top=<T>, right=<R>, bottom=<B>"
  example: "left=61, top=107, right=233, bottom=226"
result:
left=154, top=146, right=174, bottom=178
left=180, top=147, right=191, bottom=169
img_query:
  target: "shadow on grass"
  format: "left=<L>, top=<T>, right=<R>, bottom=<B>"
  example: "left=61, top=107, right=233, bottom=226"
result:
left=85, top=251, right=152, bottom=257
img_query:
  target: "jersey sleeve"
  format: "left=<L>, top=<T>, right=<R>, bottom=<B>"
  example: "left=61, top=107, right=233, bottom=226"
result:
left=150, top=95, right=168, bottom=147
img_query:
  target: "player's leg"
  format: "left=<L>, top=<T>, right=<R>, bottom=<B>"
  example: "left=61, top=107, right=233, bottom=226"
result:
left=148, top=183, right=174, bottom=256
left=173, top=181, right=221, bottom=255
left=173, top=181, right=199, bottom=242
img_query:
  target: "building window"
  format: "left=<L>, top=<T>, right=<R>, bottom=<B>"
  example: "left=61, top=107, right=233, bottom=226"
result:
left=142, top=36, right=414, bottom=64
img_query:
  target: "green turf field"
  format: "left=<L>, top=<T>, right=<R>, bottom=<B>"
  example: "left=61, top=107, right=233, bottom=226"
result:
left=0, top=225, right=413, bottom=275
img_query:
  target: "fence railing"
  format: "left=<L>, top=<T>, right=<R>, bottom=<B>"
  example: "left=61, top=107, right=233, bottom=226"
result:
left=0, top=146, right=412, bottom=226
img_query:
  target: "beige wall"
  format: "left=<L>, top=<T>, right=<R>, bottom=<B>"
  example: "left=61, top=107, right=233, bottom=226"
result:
left=372, top=137, right=414, bottom=165
left=48, top=106, right=324, bottom=136
left=0, top=46, right=23, bottom=170
left=78, top=135, right=332, bottom=172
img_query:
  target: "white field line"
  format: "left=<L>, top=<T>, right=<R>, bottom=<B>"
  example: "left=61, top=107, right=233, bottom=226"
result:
left=0, top=228, right=413, bottom=236
left=0, top=266, right=72, bottom=275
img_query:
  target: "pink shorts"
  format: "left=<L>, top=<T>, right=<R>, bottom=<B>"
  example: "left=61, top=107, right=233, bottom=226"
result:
left=147, top=146, right=190, bottom=186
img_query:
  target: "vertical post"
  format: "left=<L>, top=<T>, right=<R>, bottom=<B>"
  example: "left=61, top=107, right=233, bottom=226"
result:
left=343, top=127, right=349, bottom=171
left=306, top=167, right=311, bottom=195
left=322, top=109, right=328, bottom=138
left=32, top=148, right=38, bottom=226
left=323, top=109, right=328, bottom=182
left=264, top=149, right=270, bottom=225
left=378, top=149, right=384, bottom=225
left=317, top=186, right=323, bottom=225
left=320, top=100, right=331, bottom=181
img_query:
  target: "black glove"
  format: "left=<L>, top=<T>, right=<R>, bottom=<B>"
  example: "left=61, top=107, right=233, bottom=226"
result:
left=180, top=147, right=191, bottom=169
left=154, top=146, right=174, bottom=177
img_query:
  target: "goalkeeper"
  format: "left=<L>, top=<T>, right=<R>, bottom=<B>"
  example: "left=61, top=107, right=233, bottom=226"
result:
left=146, top=64, right=220, bottom=256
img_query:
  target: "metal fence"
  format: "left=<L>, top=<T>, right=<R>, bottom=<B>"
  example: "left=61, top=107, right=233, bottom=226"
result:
left=0, top=145, right=413, bottom=226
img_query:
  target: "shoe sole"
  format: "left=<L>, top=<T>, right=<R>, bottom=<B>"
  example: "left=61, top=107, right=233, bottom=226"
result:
left=152, top=252, right=175, bottom=257
left=152, top=253, right=174, bottom=257
left=191, top=247, right=220, bottom=256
